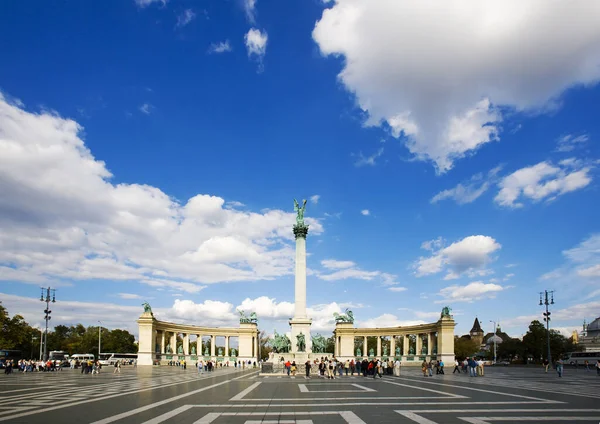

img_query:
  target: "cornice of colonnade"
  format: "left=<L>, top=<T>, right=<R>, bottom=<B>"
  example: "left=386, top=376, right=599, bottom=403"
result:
left=334, top=319, right=455, bottom=336
left=149, top=318, right=258, bottom=336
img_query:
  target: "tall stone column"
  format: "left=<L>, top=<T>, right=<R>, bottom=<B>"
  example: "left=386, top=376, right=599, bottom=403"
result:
left=363, top=336, right=368, bottom=356
left=225, top=336, right=230, bottom=357
left=416, top=334, right=422, bottom=356
left=294, top=235, right=307, bottom=319
left=161, top=331, right=166, bottom=354
left=211, top=335, right=216, bottom=357
left=403, top=335, right=409, bottom=356
left=390, top=336, right=396, bottom=358
left=170, top=333, right=176, bottom=354
left=183, top=334, right=189, bottom=355
left=289, top=207, right=312, bottom=355
left=427, top=333, right=432, bottom=356
left=376, top=336, right=382, bottom=357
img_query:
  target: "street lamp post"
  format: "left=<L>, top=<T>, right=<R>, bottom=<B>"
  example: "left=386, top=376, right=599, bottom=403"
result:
left=98, top=321, right=102, bottom=357
left=39, top=287, right=56, bottom=361
left=489, top=320, right=497, bottom=364
left=539, top=290, right=555, bottom=366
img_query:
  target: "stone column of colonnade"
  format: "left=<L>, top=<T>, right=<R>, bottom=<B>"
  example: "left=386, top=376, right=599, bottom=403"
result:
left=161, top=331, right=166, bottom=354
left=376, top=336, right=382, bottom=357
left=390, top=336, right=396, bottom=357
left=427, top=333, right=432, bottom=356
left=183, top=334, right=189, bottom=356
left=225, top=336, right=229, bottom=357
left=211, top=335, right=216, bottom=357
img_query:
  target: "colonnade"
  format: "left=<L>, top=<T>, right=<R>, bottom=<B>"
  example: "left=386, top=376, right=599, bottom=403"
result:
left=137, top=311, right=259, bottom=366
left=333, top=311, right=455, bottom=365
left=334, top=332, right=438, bottom=358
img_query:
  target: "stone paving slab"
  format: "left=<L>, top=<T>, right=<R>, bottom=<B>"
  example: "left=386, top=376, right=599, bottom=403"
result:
left=0, top=366, right=598, bottom=423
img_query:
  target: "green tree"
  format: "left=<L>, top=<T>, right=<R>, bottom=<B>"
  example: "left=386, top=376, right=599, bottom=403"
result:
left=103, top=329, right=137, bottom=353
left=497, top=338, right=524, bottom=362
left=454, top=337, right=479, bottom=359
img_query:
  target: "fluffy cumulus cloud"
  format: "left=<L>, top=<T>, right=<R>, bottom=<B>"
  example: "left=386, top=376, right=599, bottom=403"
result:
left=313, top=1, right=600, bottom=172
left=244, top=28, right=268, bottom=68
left=0, top=95, right=323, bottom=292
left=495, top=159, right=593, bottom=208
left=359, top=313, right=426, bottom=328
left=166, top=297, right=358, bottom=333
left=310, top=195, right=320, bottom=204
left=414, top=235, right=501, bottom=279
left=437, top=281, right=508, bottom=303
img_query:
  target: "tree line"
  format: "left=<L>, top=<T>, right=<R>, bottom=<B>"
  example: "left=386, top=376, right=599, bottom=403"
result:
left=454, top=320, right=581, bottom=362
left=0, top=304, right=137, bottom=358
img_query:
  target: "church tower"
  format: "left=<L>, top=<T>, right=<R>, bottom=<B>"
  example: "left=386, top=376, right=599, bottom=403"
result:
left=470, top=317, right=484, bottom=346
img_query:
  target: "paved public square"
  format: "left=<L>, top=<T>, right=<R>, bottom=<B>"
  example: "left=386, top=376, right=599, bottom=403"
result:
left=0, top=366, right=598, bottom=424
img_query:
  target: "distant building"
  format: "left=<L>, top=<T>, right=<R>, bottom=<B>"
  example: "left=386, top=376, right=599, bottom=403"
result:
left=577, top=316, right=600, bottom=351
left=469, top=318, right=484, bottom=346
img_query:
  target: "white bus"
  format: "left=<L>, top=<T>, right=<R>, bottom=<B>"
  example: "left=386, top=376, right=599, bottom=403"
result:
left=564, top=351, right=600, bottom=365
left=100, top=353, right=138, bottom=365
left=70, top=353, right=95, bottom=363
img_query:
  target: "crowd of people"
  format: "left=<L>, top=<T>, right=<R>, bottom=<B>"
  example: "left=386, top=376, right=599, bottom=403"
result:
left=2, top=359, right=67, bottom=374
left=279, top=357, right=402, bottom=378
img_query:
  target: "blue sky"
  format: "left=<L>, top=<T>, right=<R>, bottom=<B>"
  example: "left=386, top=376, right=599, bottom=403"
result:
left=1, top=0, right=599, bottom=340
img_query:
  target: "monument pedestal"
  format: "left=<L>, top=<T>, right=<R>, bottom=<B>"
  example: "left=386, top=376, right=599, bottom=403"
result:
left=289, top=317, right=312, bottom=354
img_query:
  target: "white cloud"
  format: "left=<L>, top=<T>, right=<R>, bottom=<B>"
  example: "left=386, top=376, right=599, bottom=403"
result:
left=431, top=166, right=502, bottom=204
left=310, top=195, right=320, bottom=204
left=578, top=264, right=600, bottom=278
left=176, top=9, right=196, bottom=28
left=244, top=28, right=268, bottom=68
left=495, top=160, right=593, bottom=208
left=117, top=293, right=144, bottom=300
left=135, top=0, right=167, bottom=8
left=556, top=134, right=589, bottom=153
left=313, top=1, right=600, bottom=173
left=354, top=147, right=383, bottom=167
left=388, top=286, right=407, bottom=292
left=0, top=94, right=324, bottom=291
left=139, top=103, right=153, bottom=115
left=208, top=40, right=232, bottom=54
left=414, top=235, right=501, bottom=278
left=317, top=260, right=400, bottom=289
left=318, top=268, right=380, bottom=281
left=237, top=296, right=294, bottom=319
left=359, top=313, right=426, bottom=328
left=244, top=0, right=257, bottom=24
left=321, top=259, right=355, bottom=269
left=437, top=281, right=507, bottom=303
left=360, top=209, right=370, bottom=216
left=540, top=235, right=600, bottom=295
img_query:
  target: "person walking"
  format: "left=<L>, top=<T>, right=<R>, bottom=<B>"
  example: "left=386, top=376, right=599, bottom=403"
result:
left=556, top=359, right=564, bottom=377
left=113, top=360, right=121, bottom=374
left=421, top=360, right=428, bottom=377
left=453, top=359, right=460, bottom=374
left=305, top=360, right=311, bottom=378
left=543, top=358, right=549, bottom=373
left=393, top=358, right=401, bottom=376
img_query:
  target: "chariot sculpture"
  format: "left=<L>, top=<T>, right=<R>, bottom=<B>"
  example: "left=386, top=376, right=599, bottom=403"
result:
left=333, top=308, right=354, bottom=323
